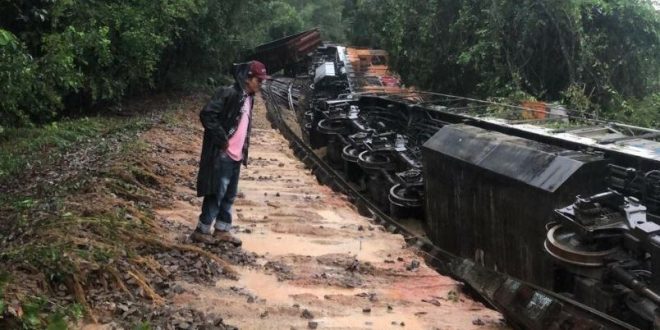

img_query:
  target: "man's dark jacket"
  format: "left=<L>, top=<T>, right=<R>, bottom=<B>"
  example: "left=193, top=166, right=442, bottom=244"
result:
left=196, top=63, right=254, bottom=197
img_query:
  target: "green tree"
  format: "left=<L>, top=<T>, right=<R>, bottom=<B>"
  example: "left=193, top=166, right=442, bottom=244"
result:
left=266, top=1, right=305, bottom=39
left=346, top=0, right=660, bottom=125
left=0, top=0, right=274, bottom=127
left=282, top=0, right=347, bottom=42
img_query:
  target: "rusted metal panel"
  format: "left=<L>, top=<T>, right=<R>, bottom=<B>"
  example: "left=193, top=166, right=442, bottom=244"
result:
left=252, top=29, right=321, bottom=73
left=343, top=47, right=408, bottom=94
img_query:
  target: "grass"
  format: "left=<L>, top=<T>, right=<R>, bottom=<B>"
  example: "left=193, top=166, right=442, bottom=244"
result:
left=0, top=93, right=236, bottom=328
left=0, top=100, right=167, bottom=328
left=0, top=271, right=85, bottom=329
left=0, top=115, right=155, bottom=328
left=0, top=116, right=148, bottom=182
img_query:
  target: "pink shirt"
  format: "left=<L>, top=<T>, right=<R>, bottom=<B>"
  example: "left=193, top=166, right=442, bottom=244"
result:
left=226, top=95, right=251, bottom=161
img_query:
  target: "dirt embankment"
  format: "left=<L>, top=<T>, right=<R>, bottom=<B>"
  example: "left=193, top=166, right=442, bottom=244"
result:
left=1, top=94, right=242, bottom=329
left=1, top=91, right=506, bottom=329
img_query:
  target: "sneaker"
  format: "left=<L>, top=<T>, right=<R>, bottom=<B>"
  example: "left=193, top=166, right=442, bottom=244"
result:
left=213, top=230, right=242, bottom=247
left=190, top=229, right=217, bottom=245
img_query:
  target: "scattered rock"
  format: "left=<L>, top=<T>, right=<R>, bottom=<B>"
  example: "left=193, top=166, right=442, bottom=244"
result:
left=406, top=260, right=420, bottom=271
left=472, top=318, right=485, bottom=326
left=266, top=201, right=281, bottom=208
left=362, top=307, right=371, bottom=313
left=308, top=321, right=318, bottom=329
left=265, top=260, right=294, bottom=281
left=301, top=309, right=314, bottom=319
left=346, top=259, right=360, bottom=272
left=421, top=298, right=442, bottom=306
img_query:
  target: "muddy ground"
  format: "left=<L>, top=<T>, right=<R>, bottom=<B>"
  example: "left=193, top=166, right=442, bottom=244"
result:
left=1, top=91, right=506, bottom=329
left=124, top=94, right=506, bottom=329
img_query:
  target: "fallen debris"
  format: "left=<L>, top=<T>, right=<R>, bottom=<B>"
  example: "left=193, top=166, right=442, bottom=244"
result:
left=301, top=309, right=314, bottom=319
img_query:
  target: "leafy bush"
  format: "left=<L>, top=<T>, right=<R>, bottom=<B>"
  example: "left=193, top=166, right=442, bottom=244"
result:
left=0, top=0, right=270, bottom=128
left=613, top=93, right=660, bottom=128
left=0, top=29, right=49, bottom=127
left=345, top=0, right=660, bottom=124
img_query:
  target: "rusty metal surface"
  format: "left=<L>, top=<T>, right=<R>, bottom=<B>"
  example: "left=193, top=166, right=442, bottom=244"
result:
left=544, top=225, right=619, bottom=267
left=252, top=29, right=321, bottom=73
left=342, top=47, right=407, bottom=94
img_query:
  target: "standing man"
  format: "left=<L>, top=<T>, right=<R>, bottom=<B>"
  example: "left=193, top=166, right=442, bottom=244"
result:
left=191, top=61, right=269, bottom=246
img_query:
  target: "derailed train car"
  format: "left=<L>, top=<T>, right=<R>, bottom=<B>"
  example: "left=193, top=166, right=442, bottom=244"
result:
left=256, top=33, right=660, bottom=329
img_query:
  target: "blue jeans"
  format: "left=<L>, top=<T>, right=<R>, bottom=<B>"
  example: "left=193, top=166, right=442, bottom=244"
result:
left=197, top=152, right=241, bottom=233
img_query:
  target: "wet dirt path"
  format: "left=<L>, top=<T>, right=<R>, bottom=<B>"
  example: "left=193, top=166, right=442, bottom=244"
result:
left=155, top=95, right=506, bottom=329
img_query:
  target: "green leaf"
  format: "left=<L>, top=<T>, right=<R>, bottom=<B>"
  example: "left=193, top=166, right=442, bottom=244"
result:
left=68, top=303, right=84, bottom=321
left=0, top=29, right=15, bottom=46
left=47, top=313, right=68, bottom=330
left=25, top=312, right=41, bottom=327
left=133, top=321, right=151, bottom=330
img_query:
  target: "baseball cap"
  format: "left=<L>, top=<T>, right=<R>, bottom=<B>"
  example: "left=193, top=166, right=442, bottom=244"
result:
left=248, top=61, right=271, bottom=81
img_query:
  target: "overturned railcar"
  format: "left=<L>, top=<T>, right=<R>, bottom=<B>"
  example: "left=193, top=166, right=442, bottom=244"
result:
left=256, top=33, right=660, bottom=329
left=423, top=124, right=609, bottom=288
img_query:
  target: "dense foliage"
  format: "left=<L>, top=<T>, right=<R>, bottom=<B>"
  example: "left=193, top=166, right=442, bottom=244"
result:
left=344, top=0, right=660, bottom=126
left=1, top=0, right=659, bottom=128
left=0, top=0, right=351, bottom=128
left=0, top=0, right=270, bottom=127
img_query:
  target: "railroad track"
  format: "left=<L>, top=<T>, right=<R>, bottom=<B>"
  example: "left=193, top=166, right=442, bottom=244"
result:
left=262, top=77, right=639, bottom=330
